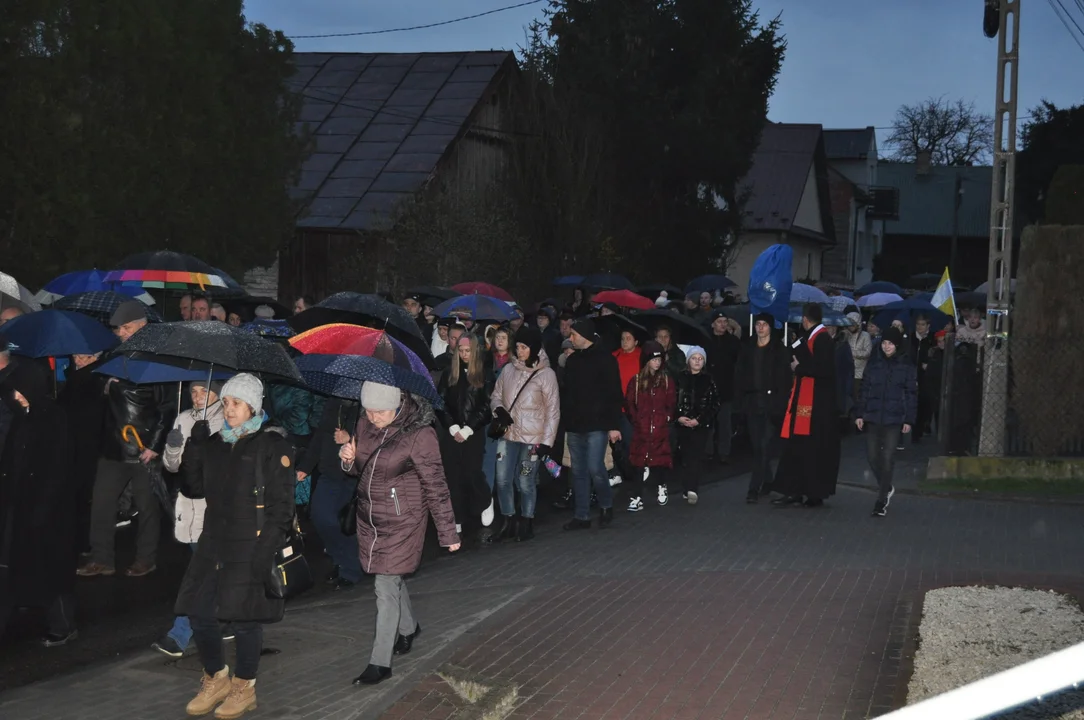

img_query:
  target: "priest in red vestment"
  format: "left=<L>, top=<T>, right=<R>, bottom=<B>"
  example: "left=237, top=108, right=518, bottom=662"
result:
left=771, top=303, right=841, bottom=507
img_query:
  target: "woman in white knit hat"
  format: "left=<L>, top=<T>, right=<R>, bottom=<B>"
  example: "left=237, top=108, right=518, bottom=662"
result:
left=339, top=380, right=460, bottom=687
left=174, top=373, right=296, bottom=719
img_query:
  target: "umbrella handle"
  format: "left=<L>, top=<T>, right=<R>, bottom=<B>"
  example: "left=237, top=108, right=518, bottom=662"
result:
left=121, top=425, right=146, bottom=451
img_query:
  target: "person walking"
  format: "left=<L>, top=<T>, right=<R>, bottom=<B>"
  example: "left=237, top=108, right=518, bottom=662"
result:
left=705, top=311, right=740, bottom=464
left=339, top=382, right=460, bottom=686
left=561, top=320, right=624, bottom=530
left=674, top=346, right=719, bottom=504
left=173, top=374, right=295, bottom=718
left=734, top=313, right=792, bottom=503
left=0, top=361, right=77, bottom=647
left=152, top=380, right=226, bottom=658
left=855, top=327, right=917, bottom=517
left=490, top=326, right=560, bottom=542
left=624, top=342, right=676, bottom=512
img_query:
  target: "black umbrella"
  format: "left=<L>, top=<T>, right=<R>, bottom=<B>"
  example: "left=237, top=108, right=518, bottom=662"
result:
left=580, top=273, right=634, bottom=291
left=594, top=312, right=650, bottom=343
left=635, top=284, right=682, bottom=299
left=228, top=296, right=290, bottom=320
left=630, top=309, right=710, bottom=345
left=114, top=321, right=302, bottom=382
left=289, top=292, right=434, bottom=368
left=405, top=285, right=458, bottom=307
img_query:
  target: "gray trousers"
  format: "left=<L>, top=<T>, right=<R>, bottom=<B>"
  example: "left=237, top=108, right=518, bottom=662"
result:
left=371, top=574, right=416, bottom=667
left=89, top=458, right=159, bottom=567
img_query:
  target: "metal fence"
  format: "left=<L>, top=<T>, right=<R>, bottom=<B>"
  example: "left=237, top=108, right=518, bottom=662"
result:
left=937, top=333, right=1084, bottom=458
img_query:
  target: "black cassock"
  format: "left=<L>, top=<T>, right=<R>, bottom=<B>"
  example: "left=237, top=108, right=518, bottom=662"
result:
left=773, top=325, right=841, bottom=500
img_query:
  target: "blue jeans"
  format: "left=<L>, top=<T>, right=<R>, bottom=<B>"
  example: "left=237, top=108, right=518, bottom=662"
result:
left=311, top=477, right=363, bottom=583
left=483, top=436, right=499, bottom=491
left=495, top=439, right=540, bottom=518
left=167, top=543, right=199, bottom=649
left=566, top=431, right=612, bottom=520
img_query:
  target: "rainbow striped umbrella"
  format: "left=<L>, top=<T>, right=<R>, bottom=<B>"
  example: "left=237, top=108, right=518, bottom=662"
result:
left=104, top=251, right=244, bottom=295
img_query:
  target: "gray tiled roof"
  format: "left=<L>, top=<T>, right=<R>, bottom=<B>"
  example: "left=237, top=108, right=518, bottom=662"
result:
left=290, top=51, right=514, bottom=230
left=823, top=127, right=875, bottom=159
left=878, top=163, right=992, bottom=239
left=740, top=123, right=823, bottom=233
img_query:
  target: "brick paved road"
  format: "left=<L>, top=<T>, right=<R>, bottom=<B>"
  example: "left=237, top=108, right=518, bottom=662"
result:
left=2, top=464, right=1082, bottom=720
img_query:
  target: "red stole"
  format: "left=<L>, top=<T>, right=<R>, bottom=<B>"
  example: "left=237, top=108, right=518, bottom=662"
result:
left=781, top=326, right=825, bottom=439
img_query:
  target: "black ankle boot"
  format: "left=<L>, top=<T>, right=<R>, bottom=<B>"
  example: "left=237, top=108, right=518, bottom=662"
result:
left=552, top=488, right=573, bottom=510
left=515, top=518, right=534, bottom=542
left=598, top=507, right=614, bottom=528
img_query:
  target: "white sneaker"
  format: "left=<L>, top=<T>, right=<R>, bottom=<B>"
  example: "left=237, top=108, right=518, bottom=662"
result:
left=642, top=468, right=651, bottom=482
left=481, top=500, right=495, bottom=527
left=657, top=485, right=668, bottom=506
left=609, top=474, right=623, bottom=487
left=686, top=491, right=698, bottom=505
left=885, top=486, right=895, bottom=509
left=627, top=497, right=643, bottom=512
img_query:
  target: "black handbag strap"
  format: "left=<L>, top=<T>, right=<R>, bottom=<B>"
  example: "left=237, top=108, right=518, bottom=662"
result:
left=507, top=369, right=542, bottom=414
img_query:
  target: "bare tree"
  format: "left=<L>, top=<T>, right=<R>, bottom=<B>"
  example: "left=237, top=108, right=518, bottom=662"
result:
left=886, top=97, right=994, bottom=166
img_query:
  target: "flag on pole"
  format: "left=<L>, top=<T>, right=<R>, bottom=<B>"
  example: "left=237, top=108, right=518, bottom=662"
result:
left=930, top=267, right=958, bottom=321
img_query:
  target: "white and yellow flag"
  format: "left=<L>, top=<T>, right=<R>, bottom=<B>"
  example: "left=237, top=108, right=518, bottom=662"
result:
left=930, top=267, right=957, bottom=321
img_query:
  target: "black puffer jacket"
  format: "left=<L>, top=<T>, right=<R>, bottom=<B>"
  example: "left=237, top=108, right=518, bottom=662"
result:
left=102, top=379, right=175, bottom=461
left=562, top=341, right=624, bottom=433
left=174, top=423, right=295, bottom=624
left=675, top=371, right=720, bottom=427
left=436, top=362, right=491, bottom=433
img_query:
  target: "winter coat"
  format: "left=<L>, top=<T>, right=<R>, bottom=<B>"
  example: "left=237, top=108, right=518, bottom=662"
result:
left=847, top=329, right=873, bottom=380
left=626, top=373, right=677, bottom=468
left=663, top=344, right=687, bottom=378
left=163, top=401, right=226, bottom=544
left=490, top=350, right=560, bottom=447
left=348, top=394, right=459, bottom=576
left=734, top=336, right=793, bottom=420
left=706, top=332, right=741, bottom=402
left=298, top=398, right=358, bottom=482
left=676, top=371, right=720, bottom=427
left=561, top=341, right=624, bottom=434
left=56, top=363, right=108, bottom=490
left=102, top=379, right=175, bottom=462
left=856, top=349, right=918, bottom=427
left=436, top=362, right=491, bottom=437
left=0, top=362, right=75, bottom=607
left=174, top=423, right=295, bottom=624
left=835, top=339, right=855, bottom=416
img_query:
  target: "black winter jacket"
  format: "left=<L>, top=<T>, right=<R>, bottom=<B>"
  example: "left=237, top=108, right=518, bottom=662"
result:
left=298, top=398, right=358, bottom=482
left=676, top=371, right=720, bottom=427
left=437, top=362, right=491, bottom=433
left=706, top=332, right=741, bottom=402
left=562, top=342, right=624, bottom=433
left=856, top=350, right=918, bottom=427
left=102, top=379, right=175, bottom=461
left=175, top=424, right=295, bottom=624
left=733, top=336, right=793, bottom=420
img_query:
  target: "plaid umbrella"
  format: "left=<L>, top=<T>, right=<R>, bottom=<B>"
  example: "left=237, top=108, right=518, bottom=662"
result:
left=289, top=324, right=431, bottom=380
left=296, top=354, right=442, bottom=408
left=52, top=291, right=163, bottom=324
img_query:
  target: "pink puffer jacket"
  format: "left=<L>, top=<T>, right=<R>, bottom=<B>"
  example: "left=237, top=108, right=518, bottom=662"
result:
left=490, top=351, right=560, bottom=447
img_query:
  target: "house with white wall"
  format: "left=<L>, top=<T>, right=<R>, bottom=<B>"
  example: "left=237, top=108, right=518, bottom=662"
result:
left=821, top=127, right=883, bottom=288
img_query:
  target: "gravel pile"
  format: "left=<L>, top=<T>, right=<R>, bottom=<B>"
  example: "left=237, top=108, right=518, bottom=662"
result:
left=908, top=586, right=1084, bottom=719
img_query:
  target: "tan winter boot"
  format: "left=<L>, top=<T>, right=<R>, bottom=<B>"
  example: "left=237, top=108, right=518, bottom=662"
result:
left=186, top=666, right=231, bottom=716
left=214, top=677, right=257, bottom=719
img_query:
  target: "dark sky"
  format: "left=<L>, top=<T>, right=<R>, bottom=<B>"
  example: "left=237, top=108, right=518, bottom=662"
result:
left=246, top=0, right=1083, bottom=145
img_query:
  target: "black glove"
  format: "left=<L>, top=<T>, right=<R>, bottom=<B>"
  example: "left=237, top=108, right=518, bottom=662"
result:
left=190, top=420, right=212, bottom=444
left=494, top=407, right=513, bottom=426
left=165, top=428, right=185, bottom=449
left=535, top=444, right=552, bottom=459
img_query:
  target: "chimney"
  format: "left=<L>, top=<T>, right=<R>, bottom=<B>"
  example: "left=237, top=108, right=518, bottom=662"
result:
left=916, top=150, right=932, bottom=176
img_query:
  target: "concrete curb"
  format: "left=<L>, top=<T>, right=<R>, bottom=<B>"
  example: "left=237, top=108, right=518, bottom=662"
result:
left=838, top=480, right=1084, bottom=506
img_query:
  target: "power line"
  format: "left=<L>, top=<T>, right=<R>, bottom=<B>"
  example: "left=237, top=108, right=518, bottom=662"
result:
left=291, top=0, right=546, bottom=40
left=1046, top=0, right=1084, bottom=53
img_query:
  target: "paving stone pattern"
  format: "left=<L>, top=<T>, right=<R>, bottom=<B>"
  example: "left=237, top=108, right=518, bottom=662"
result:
left=1, top=457, right=1082, bottom=720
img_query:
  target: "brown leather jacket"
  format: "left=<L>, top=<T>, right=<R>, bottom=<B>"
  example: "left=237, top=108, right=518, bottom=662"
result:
left=347, top=394, right=458, bottom=576
left=490, top=351, right=560, bottom=447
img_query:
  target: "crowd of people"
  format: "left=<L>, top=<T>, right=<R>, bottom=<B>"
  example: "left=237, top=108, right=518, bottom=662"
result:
left=0, top=282, right=983, bottom=719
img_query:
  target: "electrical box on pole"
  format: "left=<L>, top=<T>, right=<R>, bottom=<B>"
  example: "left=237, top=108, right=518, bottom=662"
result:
left=978, top=0, right=1019, bottom=457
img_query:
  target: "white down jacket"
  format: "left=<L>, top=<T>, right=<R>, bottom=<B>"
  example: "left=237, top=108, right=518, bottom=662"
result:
left=163, top=401, right=225, bottom=543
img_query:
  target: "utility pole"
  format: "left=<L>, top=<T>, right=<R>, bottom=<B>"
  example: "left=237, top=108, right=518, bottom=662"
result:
left=978, top=0, right=1019, bottom=457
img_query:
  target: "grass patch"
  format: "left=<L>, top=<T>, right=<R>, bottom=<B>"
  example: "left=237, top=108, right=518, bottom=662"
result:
left=920, top=475, right=1084, bottom=496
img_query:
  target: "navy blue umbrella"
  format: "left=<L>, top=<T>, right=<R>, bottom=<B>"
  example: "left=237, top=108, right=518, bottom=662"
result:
left=580, top=273, right=634, bottom=291
left=685, top=274, right=737, bottom=293
left=432, top=294, right=516, bottom=322
left=552, top=275, right=585, bottom=287
left=241, top=319, right=296, bottom=339
left=95, top=355, right=236, bottom=384
left=3, top=310, right=119, bottom=358
left=295, top=354, right=442, bottom=408
left=856, top=280, right=904, bottom=296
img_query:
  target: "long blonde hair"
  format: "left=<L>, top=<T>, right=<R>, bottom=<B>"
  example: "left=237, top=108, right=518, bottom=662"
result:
left=450, top=333, right=486, bottom=389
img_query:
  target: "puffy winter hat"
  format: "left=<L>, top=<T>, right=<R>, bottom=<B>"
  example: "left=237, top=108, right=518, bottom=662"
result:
left=686, top=345, right=707, bottom=363
left=881, top=326, right=905, bottom=348
left=110, top=299, right=148, bottom=328
left=570, top=318, right=597, bottom=340
left=360, top=381, right=401, bottom=412
left=640, top=340, right=665, bottom=367
left=221, top=373, right=264, bottom=415
left=514, top=325, right=543, bottom=360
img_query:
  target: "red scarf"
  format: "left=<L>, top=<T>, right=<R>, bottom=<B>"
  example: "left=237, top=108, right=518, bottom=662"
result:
left=781, top=326, right=825, bottom=438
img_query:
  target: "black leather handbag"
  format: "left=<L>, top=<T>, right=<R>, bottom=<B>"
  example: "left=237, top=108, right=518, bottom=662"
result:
left=488, top=369, right=540, bottom=440
left=255, top=465, right=313, bottom=601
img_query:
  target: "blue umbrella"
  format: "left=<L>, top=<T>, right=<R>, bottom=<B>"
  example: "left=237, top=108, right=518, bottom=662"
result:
left=95, top=355, right=236, bottom=384
left=241, top=319, right=296, bottom=339
left=857, top=280, right=904, bottom=296
left=685, top=274, right=737, bottom=293
left=786, top=306, right=854, bottom=327
left=432, top=295, right=517, bottom=322
left=580, top=273, right=634, bottom=290
left=2, top=310, right=119, bottom=358
left=295, top=354, right=442, bottom=408
left=790, top=283, right=831, bottom=304
left=553, top=275, right=585, bottom=287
